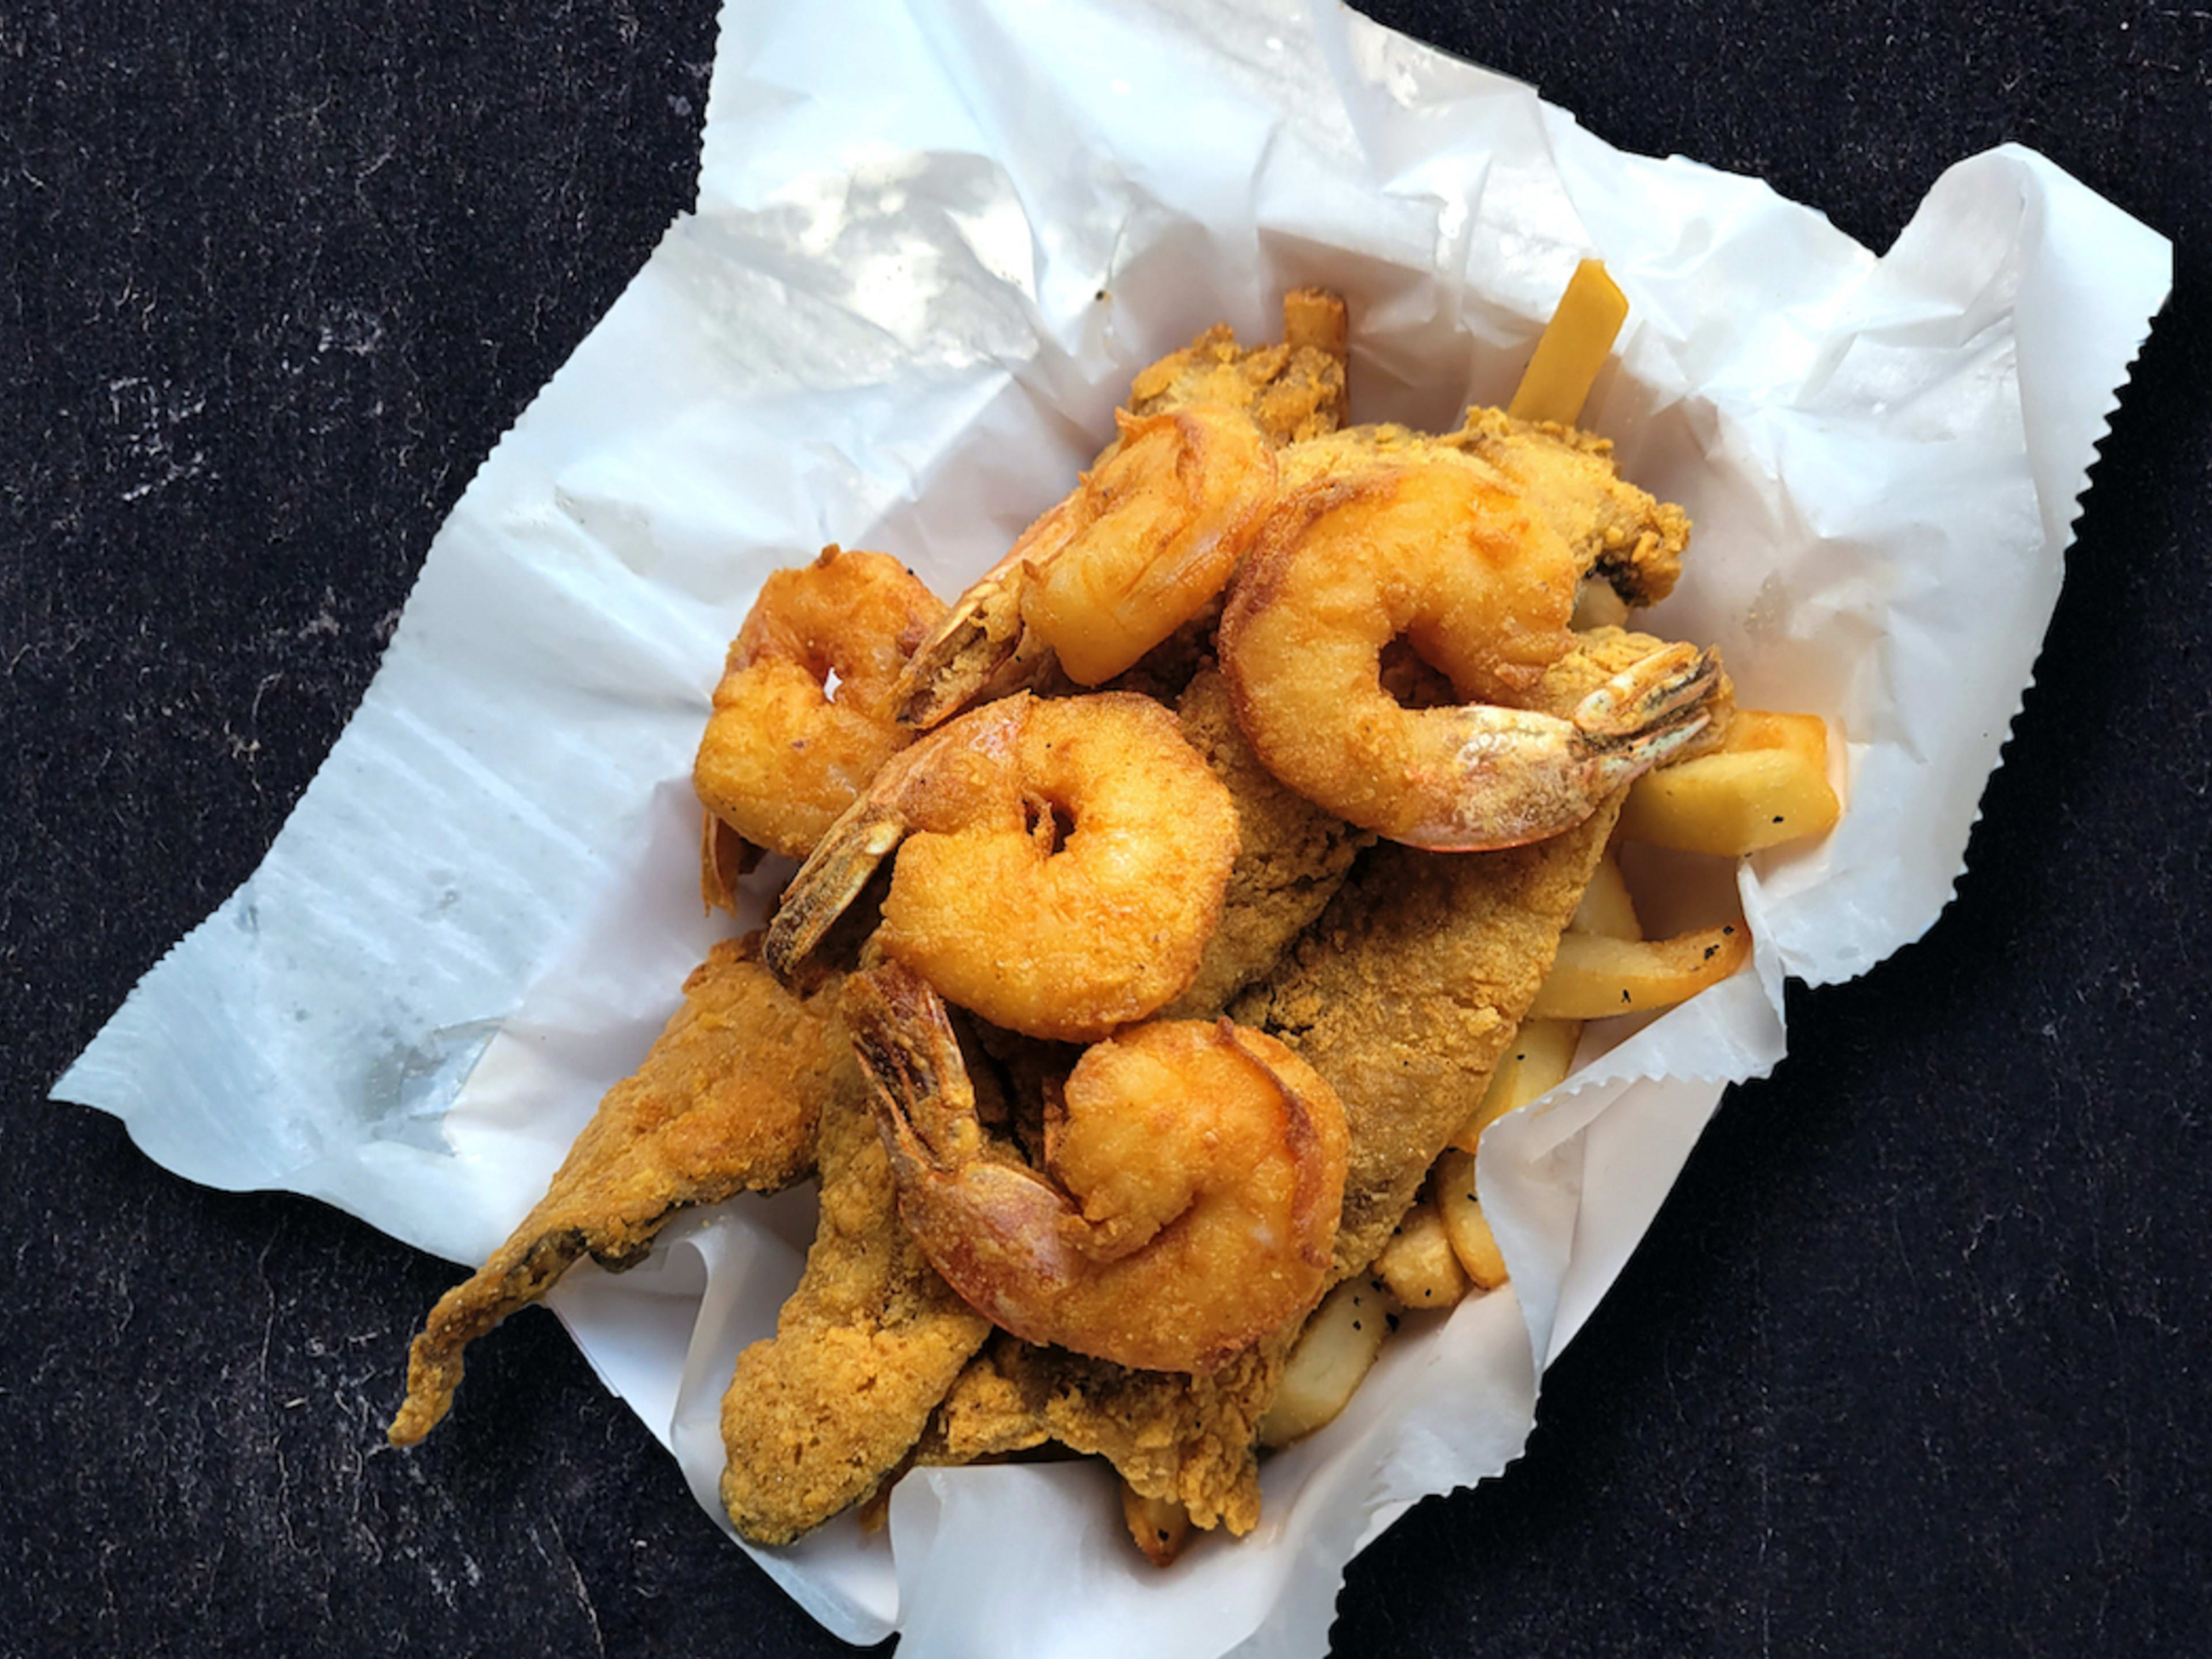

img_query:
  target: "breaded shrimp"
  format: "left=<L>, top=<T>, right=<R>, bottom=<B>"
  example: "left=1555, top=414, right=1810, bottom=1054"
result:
left=389, top=935, right=846, bottom=1446
left=844, top=963, right=1349, bottom=1373
left=1282, top=414, right=1691, bottom=608
left=766, top=692, right=1239, bottom=1043
left=694, top=545, right=946, bottom=861
left=895, top=406, right=1277, bottom=728
left=719, top=1065, right=993, bottom=1546
left=1220, top=457, right=1718, bottom=849
left=894, top=290, right=1350, bottom=730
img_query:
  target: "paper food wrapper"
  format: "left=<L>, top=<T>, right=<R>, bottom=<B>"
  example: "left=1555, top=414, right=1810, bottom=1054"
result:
left=57, top=1, right=2170, bottom=1653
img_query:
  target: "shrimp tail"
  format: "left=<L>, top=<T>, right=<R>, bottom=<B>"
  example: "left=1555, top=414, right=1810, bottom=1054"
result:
left=1571, top=642, right=1719, bottom=748
left=846, top=964, right=1082, bottom=1320
left=892, top=565, right=1056, bottom=730
left=1409, top=643, right=1722, bottom=851
left=700, top=810, right=762, bottom=916
left=763, top=804, right=909, bottom=979
left=843, top=959, right=976, bottom=1168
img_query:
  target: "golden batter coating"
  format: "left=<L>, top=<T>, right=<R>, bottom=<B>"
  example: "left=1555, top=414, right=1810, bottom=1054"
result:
left=1162, top=666, right=1373, bottom=1018
left=919, top=1331, right=1287, bottom=1535
left=719, top=1073, right=993, bottom=1545
left=1282, top=415, right=1691, bottom=608
left=389, top=935, right=844, bottom=1447
left=906, top=631, right=1728, bottom=1535
left=1448, top=408, right=1690, bottom=607
left=1128, top=287, right=1350, bottom=447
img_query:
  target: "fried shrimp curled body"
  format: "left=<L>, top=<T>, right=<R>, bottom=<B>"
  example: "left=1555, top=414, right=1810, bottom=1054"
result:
left=766, top=691, right=1239, bottom=1043
left=693, top=546, right=947, bottom=860
left=896, top=406, right=1277, bottom=728
left=1221, top=460, right=1719, bottom=850
left=845, top=963, right=1350, bottom=1373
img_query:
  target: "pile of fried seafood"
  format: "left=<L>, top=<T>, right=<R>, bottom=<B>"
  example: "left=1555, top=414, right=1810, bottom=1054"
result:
left=388, top=282, right=1839, bottom=1563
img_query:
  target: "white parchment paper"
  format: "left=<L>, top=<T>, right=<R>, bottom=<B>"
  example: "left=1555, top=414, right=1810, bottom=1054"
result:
left=56, top=1, right=2170, bottom=1654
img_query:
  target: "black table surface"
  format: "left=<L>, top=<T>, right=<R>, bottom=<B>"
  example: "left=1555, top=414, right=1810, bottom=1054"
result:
left=7, top=3, right=2208, bottom=1654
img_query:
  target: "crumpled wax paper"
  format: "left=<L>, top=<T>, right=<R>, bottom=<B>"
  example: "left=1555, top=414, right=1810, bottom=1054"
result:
left=56, top=0, right=2171, bottom=1654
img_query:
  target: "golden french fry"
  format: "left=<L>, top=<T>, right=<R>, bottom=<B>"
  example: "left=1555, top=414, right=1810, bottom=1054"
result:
left=1527, top=922, right=1752, bottom=1020
left=1508, top=259, right=1630, bottom=426
left=1257, top=1277, right=1392, bottom=1448
left=1121, top=1482, right=1191, bottom=1568
left=1724, top=709, right=1830, bottom=752
left=1373, top=1199, right=1471, bottom=1312
left=1569, top=848, right=1643, bottom=941
left=1449, top=1017, right=1581, bottom=1154
left=1619, top=710, right=1841, bottom=855
left=1433, top=1149, right=1508, bottom=1290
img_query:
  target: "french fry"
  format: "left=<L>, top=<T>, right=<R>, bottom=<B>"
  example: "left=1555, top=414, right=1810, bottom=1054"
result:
left=1373, top=1199, right=1471, bottom=1312
left=1527, top=922, right=1752, bottom=1020
left=1433, top=1149, right=1508, bottom=1290
left=1508, top=259, right=1630, bottom=426
left=1448, top=1017, right=1581, bottom=1154
left=1257, top=1278, right=1392, bottom=1448
left=1120, top=1482, right=1191, bottom=1568
left=1568, top=847, right=1643, bottom=941
left=1619, top=709, right=1841, bottom=855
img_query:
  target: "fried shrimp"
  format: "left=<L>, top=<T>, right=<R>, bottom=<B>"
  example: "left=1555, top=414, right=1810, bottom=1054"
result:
left=895, top=406, right=1276, bottom=727
left=693, top=545, right=946, bottom=860
left=389, top=935, right=847, bottom=1446
left=1219, top=459, right=1719, bottom=850
left=844, top=963, right=1350, bottom=1374
left=766, top=691, right=1239, bottom=1043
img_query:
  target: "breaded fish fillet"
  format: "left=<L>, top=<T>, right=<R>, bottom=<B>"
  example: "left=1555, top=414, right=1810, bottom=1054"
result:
left=719, top=1067, right=993, bottom=1545
left=1129, top=287, right=1350, bottom=446
left=1446, top=408, right=1690, bottom=607
left=1281, top=416, right=1690, bottom=608
left=389, top=934, right=844, bottom=1446
left=1163, top=665, right=1373, bottom=1018
left=921, top=1331, right=1283, bottom=1534
left=1231, top=819, right=1618, bottom=1281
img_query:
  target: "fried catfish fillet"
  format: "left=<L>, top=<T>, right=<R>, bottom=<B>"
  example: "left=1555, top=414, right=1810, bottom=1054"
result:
left=1281, top=416, right=1690, bottom=608
left=388, top=934, right=843, bottom=1446
left=719, top=1066, right=994, bottom=1545
left=921, top=1331, right=1287, bottom=1534
left=1235, top=627, right=1730, bottom=1279
left=1162, top=665, right=1373, bottom=1018
left=1232, top=819, right=1619, bottom=1281
left=1445, top=408, right=1690, bottom=606
left=1128, top=287, right=1350, bottom=446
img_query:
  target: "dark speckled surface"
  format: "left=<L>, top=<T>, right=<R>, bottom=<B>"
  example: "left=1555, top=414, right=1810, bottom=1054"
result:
left=6, top=3, right=2208, bottom=1654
